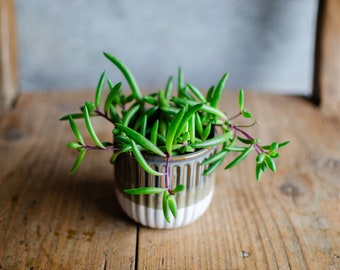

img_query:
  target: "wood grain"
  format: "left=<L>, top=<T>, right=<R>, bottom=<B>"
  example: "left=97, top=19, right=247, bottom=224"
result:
left=315, top=0, right=340, bottom=118
left=0, top=92, right=137, bottom=269
left=137, top=93, right=340, bottom=270
left=0, top=0, right=18, bottom=113
left=0, top=91, right=339, bottom=269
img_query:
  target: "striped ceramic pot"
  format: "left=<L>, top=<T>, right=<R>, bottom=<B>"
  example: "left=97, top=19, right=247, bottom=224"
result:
left=114, top=146, right=217, bottom=229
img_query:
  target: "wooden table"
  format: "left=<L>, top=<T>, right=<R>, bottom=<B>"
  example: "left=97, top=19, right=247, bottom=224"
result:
left=0, top=90, right=339, bottom=269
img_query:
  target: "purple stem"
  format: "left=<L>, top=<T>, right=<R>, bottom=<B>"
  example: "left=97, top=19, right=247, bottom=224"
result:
left=94, top=109, right=115, bottom=124
left=231, top=125, right=263, bottom=154
left=84, top=145, right=120, bottom=151
left=165, top=154, right=173, bottom=194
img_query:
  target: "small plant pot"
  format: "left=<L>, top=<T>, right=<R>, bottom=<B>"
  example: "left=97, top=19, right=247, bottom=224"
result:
left=114, top=147, right=217, bottom=229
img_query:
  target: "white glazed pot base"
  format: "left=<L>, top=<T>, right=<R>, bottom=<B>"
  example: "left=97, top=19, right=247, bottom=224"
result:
left=116, top=188, right=214, bottom=229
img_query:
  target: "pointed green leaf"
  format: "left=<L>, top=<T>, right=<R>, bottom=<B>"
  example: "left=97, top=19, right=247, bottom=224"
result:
left=70, top=148, right=86, bottom=174
left=168, top=196, right=177, bottom=218
left=224, top=144, right=254, bottom=170
left=265, top=155, right=276, bottom=172
left=256, top=163, right=262, bottom=181
left=186, top=83, right=206, bottom=103
left=116, top=123, right=166, bottom=157
left=172, top=184, right=185, bottom=194
left=191, top=131, right=232, bottom=148
left=201, top=149, right=229, bottom=166
left=124, top=187, right=166, bottom=195
left=165, top=106, right=186, bottom=154
left=150, top=120, right=159, bottom=145
left=210, top=73, right=229, bottom=108
left=104, top=82, right=122, bottom=114
left=203, top=158, right=224, bottom=176
left=176, top=104, right=203, bottom=139
left=165, top=76, right=173, bottom=100
left=163, top=191, right=171, bottom=223
left=95, top=70, right=106, bottom=109
left=241, top=110, right=252, bottom=118
left=68, top=115, right=85, bottom=145
left=84, top=105, right=105, bottom=149
left=131, top=140, right=165, bottom=176
left=122, top=104, right=140, bottom=126
left=238, top=89, right=244, bottom=111
left=103, top=52, right=143, bottom=102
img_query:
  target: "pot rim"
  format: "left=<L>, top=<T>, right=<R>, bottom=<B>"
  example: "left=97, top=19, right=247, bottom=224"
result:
left=117, top=146, right=217, bottom=163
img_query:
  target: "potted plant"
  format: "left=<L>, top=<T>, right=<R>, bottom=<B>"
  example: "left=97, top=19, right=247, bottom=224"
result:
left=61, top=52, right=289, bottom=229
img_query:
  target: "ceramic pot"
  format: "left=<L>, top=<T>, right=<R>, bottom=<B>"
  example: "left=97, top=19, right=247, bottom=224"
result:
left=114, top=146, right=217, bottom=229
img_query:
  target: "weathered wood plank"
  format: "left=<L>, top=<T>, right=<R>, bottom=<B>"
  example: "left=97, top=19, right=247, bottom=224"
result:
left=0, top=91, right=339, bottom=269
left=0, top=91, right=137, bottom=269
left=314, top=0, right=340, bottom=118
left=0, top=0, right=18, bottom=113
left=137, top=93, right=340, bottom=269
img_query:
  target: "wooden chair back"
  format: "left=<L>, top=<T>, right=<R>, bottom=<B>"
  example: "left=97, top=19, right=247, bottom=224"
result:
left=1, top=0, right=339, bottom=118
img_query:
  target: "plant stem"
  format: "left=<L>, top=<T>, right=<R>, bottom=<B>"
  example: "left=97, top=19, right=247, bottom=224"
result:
left=231, top=125, right=263, bottom=154
left=165, top=154, right=173, bottom=194
left=84, top=145, right=119, bottom=151
left=94, top=109, right=115, bottom=124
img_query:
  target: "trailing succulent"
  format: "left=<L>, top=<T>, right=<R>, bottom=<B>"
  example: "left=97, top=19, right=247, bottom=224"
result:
left=61, top=52, right=289, bottom=222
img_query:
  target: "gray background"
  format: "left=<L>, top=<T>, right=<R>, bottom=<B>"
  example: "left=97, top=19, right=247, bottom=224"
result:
left=15, top=0, right=318, bottom=96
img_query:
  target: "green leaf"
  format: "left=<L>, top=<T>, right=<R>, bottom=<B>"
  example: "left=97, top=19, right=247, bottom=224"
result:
left=95, top=70, right=106, bottom=109
left=186, top=83, right=206, bottom=103
left=202, top=122, right=212, bottom=141
left=262, top=141, right=290, bottom=150
left=224, top=144, right=254, bottom=170
left=70, top=148, right=86, bottom=175
left=206, top=85, right=215, bottom=103
left=237, top=136, right=257, bottom=145
left=165, top=76, right=174, bottom=100
left=163, top=191, right=171, bottom=223
left=256, top=163, right=262, bottom=181
left=165, top=106, right=186, bottom=155
left=68, top=115, right=85, bottom=145
left=195, top=113, right=203, bottom=137
left=191, top=131, right=232, bottom=148
left=104, top=82, right=122, bottom=114
left=176, top=104, right=203, bottom=139
left=189, top=115, right=195, bottom=143
left=143, top=95, right=157, bottom=105
left=84, top=105, right=105, bottom=149
left=116, top=123, right=166, bottom=157
left=140, top=114, right=147, bottom=137
left=158, top=89, right=170, bottom=108
left=241, top=110, right=252, bottom=118
left=203, top=158, right=224, bottom=176
left=60, top=113, right=88, bottom=120
left=122, top=104, right=140, bottom=126
left=66, top=142, right=83, bottom=149
left=131, top=140, right=165, bottom=176
left=265, top=155, right=276, bottom=172
left=150, top=120, right=159, bottom=145
left=256, top=153, right=266, bottom=164
left=238, top=89, right=244, bottom=111
left=177, top=67, right=185, bottom=98
left=124, top=187, right=166, bottom=195
left=172, top=184, right=185, bottom=194
left=168, top=196, right=177, bottom=218
left=172, top=98, right=227, bottom=120
left=103, top=52, right=143, bottom=102
left=270, top=142, right=279, bottom=152
left=224, top=146, right=247, bottom=152
left=210, top=73, right=229, bottom=108
left=201, top=149, right=229, bottom=166
left=278, top=141, right=290, bottom=148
